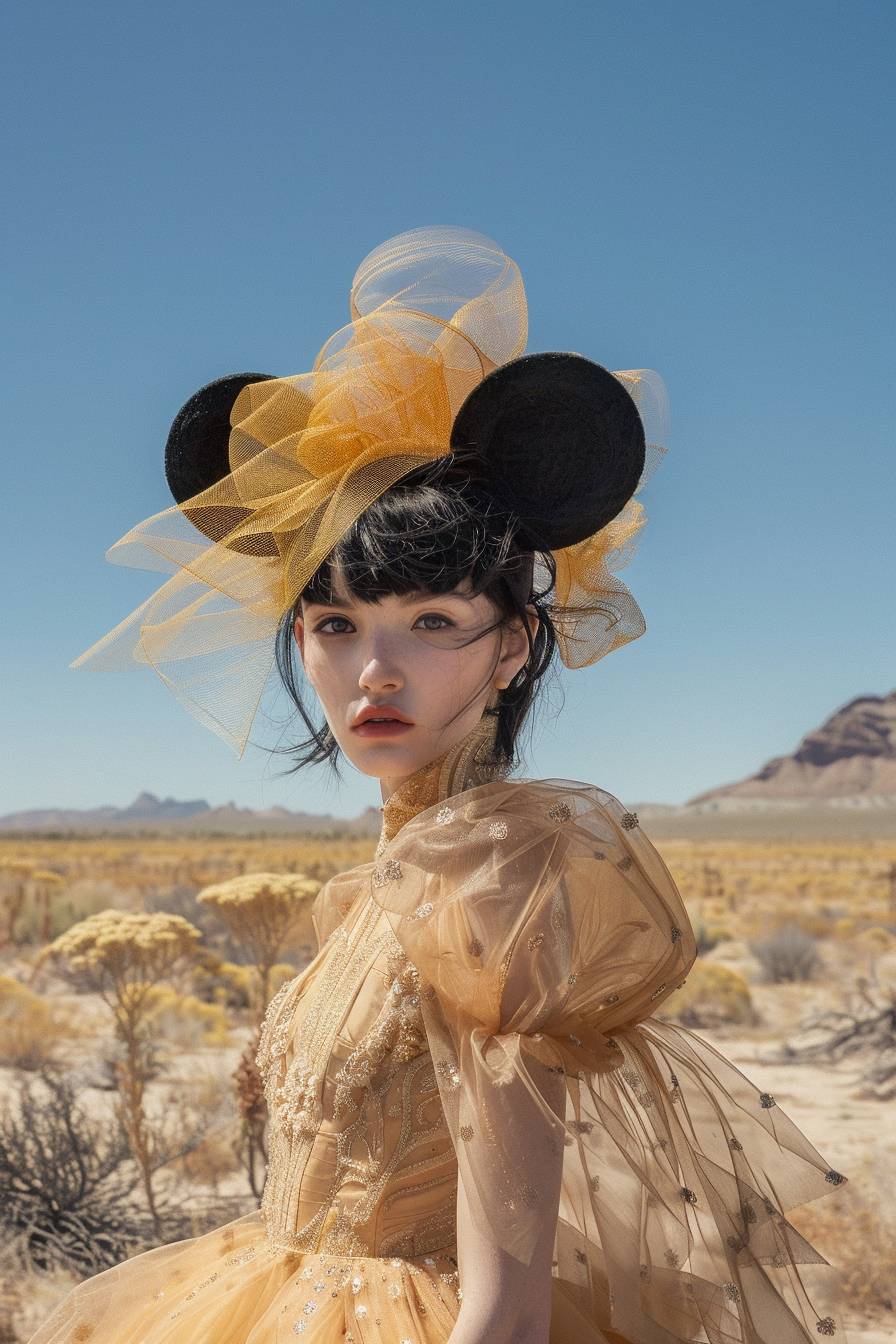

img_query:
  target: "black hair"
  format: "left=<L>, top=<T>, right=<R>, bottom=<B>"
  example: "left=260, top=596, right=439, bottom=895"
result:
left=270, top=453, right=560, bottom=781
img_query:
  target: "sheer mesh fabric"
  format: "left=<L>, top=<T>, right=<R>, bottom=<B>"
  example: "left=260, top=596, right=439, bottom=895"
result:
left=24, top=719, right=850, bottom=1343
left=70, top=226, right=668, bottom=755
left=366, top=778, right=850, bottom=1343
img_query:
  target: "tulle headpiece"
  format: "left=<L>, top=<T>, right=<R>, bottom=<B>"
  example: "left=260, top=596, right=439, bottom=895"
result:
left=71, top=226, right=668, bottom=756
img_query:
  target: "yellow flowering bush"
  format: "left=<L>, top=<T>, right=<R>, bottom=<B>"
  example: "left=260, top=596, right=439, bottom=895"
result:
left=192, top=955, right=298, bottom=1009
left=198, top=873, right=320, bottom=1017
left=46, top=909, right=202, bottom=1018
left=41, top=908, right=203, bottom=1237
left=0, top=973, right=78, bottom=1068
left=142, top=985, right=232, bottom=1048
left=660, top=961, right=755, bottom=1028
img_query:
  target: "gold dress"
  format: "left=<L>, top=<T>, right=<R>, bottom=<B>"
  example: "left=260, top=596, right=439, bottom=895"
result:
left=26, top=718, right=849, bottom=1344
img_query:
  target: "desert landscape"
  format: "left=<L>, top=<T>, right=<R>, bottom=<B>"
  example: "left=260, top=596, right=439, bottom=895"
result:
left=1, top=692, right=894, bottom=1342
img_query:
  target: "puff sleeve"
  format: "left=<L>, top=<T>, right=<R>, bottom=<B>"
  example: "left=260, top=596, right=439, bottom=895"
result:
left=368, top=778, right=850, bottom=1344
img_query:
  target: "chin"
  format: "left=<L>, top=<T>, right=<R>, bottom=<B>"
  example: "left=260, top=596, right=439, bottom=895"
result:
left=340, top=738, right=422, bottom=776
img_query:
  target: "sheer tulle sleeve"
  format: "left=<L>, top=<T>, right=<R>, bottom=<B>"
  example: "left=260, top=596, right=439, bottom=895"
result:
left=368, top=777, right=850, bottom=1344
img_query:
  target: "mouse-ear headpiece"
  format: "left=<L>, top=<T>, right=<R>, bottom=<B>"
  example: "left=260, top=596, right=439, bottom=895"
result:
left=72, top=226, right=667, bottom=755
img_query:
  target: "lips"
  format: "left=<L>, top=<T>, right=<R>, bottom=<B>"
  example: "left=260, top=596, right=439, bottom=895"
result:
left=352, top=705, right=414, bottom=727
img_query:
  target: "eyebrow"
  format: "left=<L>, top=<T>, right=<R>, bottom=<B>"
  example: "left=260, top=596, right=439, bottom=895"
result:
left=304, top=589, right=471, bottom=610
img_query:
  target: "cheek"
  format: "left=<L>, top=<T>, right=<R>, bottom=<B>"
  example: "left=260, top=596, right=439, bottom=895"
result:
left=302, top=644, right=346, bottom=699
left=418, top=637, right=495, bottom=696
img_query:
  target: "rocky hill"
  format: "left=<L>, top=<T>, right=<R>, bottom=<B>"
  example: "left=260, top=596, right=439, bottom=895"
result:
left=688, top=691, right=896, bottom=804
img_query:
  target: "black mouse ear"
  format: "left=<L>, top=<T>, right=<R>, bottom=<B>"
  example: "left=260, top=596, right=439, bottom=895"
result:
left=164, top=372, right=278, bottom=503
left=163, top=372, right=280, bottom=555
left=449, top=352, right=646, bottom=552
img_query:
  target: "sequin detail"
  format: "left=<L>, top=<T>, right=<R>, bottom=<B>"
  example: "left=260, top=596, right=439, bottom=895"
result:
left=759, top=1092, right=776, bottom=1108
left=436, top=1057, right=461, bottom=1090
left=373, top=858, right=402, bottom=888
left=489, top=819, right=509, bottom=839
left=620, top=811, right=639, bottom=829
left=547, top=801, right=572, bottom=823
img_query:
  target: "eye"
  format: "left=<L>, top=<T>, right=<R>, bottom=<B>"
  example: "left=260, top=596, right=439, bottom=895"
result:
left=415, top=613, right=454, bottom=631
left=314, top=616, right=355, bottom=635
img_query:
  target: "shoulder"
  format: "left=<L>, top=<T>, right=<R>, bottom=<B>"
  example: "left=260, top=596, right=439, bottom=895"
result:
left=369, top=775, right=653, bottom=942
left=379, top=775, right=643, bottom=874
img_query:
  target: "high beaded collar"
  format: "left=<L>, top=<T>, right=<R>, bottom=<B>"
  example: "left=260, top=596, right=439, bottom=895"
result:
left=375, top=714, right=510, bottom=855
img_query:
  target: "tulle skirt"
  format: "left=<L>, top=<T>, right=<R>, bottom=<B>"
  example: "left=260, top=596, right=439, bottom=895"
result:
left=23, top=1210, right=467, bottom=1343
left=23, top=1209, right=644, bottom=1343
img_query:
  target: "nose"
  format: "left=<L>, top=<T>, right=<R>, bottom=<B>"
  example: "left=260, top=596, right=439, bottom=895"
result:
left=357, top=636, right=404, bottom=695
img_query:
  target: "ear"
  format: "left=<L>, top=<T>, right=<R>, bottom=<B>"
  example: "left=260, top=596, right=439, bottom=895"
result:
left=292, top=612, right=306, bottom=664
left=495, top=603, right=540, bottom=686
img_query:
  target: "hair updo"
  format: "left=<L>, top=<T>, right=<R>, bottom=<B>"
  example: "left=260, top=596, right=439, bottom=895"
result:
left=272, top=453, right=560, bottom=780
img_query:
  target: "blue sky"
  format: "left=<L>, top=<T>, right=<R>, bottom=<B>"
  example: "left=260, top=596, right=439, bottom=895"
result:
left=1, top=1, right=892, bottom=818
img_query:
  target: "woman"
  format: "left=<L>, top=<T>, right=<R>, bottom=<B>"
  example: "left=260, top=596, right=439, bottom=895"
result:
left=30, top=227, right=848, bottom=1342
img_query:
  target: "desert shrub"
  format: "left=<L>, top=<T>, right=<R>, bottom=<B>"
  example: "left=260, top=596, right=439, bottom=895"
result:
left=691, top=918, right=731, bottom=957
left=51, top=878, right=136, bottom=935
left=143, top=985, right=232, bottom=1049
left=0, top=975, right=80, bottom=1070
left=660, top=961, right=755, bottom=1028
left=198, top=872, right=319, bottom=1020
left=0, top=1066, right=153, bottom=1275
left=191, top=953, right=298, bottom=1009
left=789, top=911, right=838, bottom=938
left=749, top=923, right=821, bottom=983
left=144, top=883, right=245, bottom=961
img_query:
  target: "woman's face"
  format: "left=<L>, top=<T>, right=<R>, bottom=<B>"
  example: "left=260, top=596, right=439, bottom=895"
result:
left=293, top=572, right=536, bottom=797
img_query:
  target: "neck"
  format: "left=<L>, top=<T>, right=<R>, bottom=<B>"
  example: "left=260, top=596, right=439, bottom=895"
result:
left=375, top=714, right=509, bottom=854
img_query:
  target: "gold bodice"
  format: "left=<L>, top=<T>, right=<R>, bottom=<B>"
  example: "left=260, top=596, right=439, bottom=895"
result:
left=254, top=714, right=509, bottom=1260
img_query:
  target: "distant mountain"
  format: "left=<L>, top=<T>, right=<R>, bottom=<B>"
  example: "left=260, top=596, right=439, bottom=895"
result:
left=4, top=692, right=895, bottom=837
left=688, top=691, right=896, bottom=804
left=0, top=790, right=382, bottom=836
